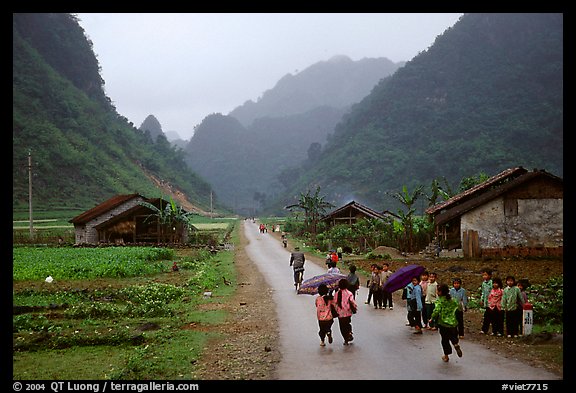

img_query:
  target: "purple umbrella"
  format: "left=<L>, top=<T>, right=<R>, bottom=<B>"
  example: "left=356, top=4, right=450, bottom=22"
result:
left=297, top=273, right=347, bottom=295
left=381, top=264, right=425, bottom=293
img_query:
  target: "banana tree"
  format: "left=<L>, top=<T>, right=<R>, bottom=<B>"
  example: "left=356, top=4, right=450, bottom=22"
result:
left=139, top=196, right=194, bottom=243
left=388, top=185, right=424, bottom=252
left=285, top=186, right=334, bottom=238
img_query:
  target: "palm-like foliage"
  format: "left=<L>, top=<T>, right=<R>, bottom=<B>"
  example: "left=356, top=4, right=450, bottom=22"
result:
left=388, top=185, right=425, bottom=252
left=285, top=186, right=334, bottom=236
left=139, top=197, right=195, bottom=242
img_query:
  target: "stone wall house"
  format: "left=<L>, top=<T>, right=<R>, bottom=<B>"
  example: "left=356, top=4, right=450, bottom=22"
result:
left=426, top=167, right=563, bottom=258
left=69, top=194, right=190, bottom=244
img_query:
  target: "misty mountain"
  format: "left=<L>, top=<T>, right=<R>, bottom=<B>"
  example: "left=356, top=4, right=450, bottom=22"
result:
left=229, top=55, right=404, bottom=127
left=268, top=13, right=563, bottom=214
left=185, top=56, right=403, bottom=213
left=139, top=114, right=164, bottom=142
left=13, top=13, right=214, bottom=212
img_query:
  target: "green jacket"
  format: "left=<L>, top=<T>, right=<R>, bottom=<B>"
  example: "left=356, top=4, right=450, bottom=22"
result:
left=480, top=279, right=493, bottom=308
left=502, top=285, right=524, bottom=311
left=430, top=296, right=459, bottom=328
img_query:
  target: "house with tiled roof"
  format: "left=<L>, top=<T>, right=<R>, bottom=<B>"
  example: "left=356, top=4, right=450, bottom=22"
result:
left=69, top=194, right=190, bottom=244
left=425, top=167, right=563, bottom=258
left=320, top=200, right=400, bottom=227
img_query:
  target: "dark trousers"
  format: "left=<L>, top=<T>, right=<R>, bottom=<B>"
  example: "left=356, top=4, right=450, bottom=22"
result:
left=505, top=308, right=522, bottom=336
left=293, top=269, right=304, bottom=284
left=318, top=319, right=333, bottom=341
left=483, top=307, right=504, bottom=335
left=408, top=309, right=422, bottom=329
left=338, top=316, right=353, bottom=342
left=420, top=297, right=428, bottom=325
left=438, top=325, right=459, bottom=355
left=382, top=290, right=393, bottom=308
left=425, top=303, right=436, bottom=328
left=455, top=309, right=465, bottom=336
left=372, top=288, right=382, bottom=308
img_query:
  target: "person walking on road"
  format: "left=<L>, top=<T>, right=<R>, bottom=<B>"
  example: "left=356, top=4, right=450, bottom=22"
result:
left=315, top=284, right=335, bottom=346
left=289, top=247, right=306, bottom=288
left=346, top=264, right=360, bottom=299
left=429, top=283, right=463, bottom=362
left=334, top=278, right=358, bottom=345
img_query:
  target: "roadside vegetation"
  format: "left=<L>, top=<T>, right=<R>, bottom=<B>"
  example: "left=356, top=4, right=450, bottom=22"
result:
left=12, top=215, right=239, bottom=380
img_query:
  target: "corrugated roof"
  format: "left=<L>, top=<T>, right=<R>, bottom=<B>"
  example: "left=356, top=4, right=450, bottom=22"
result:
left=69, top=194, right=143, bottom=224
left=425, top=167, right=528, bottom=215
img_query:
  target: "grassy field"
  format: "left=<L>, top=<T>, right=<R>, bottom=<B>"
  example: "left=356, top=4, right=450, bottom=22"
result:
left=13, top=219, right=239, bottom=380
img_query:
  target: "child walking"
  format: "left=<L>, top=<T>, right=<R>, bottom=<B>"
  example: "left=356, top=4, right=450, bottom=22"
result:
left=502, top=275, right=524, bottom=338
left=334, top=278, right=357, bottom=345
left=315, top=284, right=334, bottom=346
left=449, top=278, right=468, bottom=338
left=429, top=283, right=463, bottom=362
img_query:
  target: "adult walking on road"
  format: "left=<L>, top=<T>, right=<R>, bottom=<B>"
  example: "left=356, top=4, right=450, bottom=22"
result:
left=289, top=246, right=306, bottom=289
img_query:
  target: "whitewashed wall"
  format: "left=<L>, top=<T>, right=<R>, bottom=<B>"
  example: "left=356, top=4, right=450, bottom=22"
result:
left=461, top=197, right=563, bottom=249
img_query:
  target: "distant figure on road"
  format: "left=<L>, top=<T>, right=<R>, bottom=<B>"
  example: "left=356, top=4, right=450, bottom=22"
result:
left=289, top=247, right=306, bottom=288
left=327, top=261, right=340, bottom=274
left=346, top=265, right=360, bottom=299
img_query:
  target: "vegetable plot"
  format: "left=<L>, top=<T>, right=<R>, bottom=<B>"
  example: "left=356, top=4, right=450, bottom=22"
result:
left=13, top=247, right=173, bottom=280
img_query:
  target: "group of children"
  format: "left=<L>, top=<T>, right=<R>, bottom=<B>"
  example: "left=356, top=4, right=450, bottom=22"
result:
left=479, top=268, right=530, bottom=338
left=316, top=278, right=358, bottom=346
left=314, top=259, right=531, bottom=362
left=403, top=270, right=468, bottom=362
left=365, top=263, right=394, bottom=309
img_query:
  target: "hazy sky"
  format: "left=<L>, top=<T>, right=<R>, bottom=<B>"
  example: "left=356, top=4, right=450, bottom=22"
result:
left=77, top=13, right=463, bottom=140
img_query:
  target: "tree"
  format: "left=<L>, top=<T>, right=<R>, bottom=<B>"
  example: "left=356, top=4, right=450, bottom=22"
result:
left=285, top=186, right=334, bottom=237
left=139, top=196, right=194, bottom=243
left=458, top=171, right=490, bottom=192
left=388, top=185, right=425, bottom=252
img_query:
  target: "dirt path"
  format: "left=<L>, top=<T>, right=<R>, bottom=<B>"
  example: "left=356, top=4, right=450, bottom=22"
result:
left=193, top=222, right=281, bottom=379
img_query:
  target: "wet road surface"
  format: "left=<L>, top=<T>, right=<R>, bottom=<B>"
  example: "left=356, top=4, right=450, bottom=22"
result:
left=243, top=221, right=560, bottom=380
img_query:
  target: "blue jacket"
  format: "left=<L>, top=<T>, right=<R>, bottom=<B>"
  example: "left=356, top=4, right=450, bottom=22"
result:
left=406, top=282, right=422, bottom=311
left=449, top=287, right=468, bottom=310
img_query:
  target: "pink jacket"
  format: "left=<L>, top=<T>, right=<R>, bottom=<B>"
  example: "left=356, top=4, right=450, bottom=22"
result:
left=334, top=288, right=357, bottom=318
left=488, top=288, right=503, bottom=311
left=315, top=296, right=334, bottom=321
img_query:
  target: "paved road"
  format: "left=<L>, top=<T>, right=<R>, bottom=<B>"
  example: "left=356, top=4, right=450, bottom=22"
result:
left=243, top=221, right=560, bottom=380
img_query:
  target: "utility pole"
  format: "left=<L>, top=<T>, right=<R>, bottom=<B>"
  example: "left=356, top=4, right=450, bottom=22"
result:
left=210, top=190, right=213, bottom=218
left=28, top=151, right=33, bottom=240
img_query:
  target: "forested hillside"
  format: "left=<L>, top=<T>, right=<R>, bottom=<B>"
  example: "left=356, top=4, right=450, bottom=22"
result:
left=13, top=13, right=215, bottom=213
left=269, top=13, right=563, bottom=214
left=229, top=55, right=403, bottom=127
left=185, top=56, right=403, bottom=214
